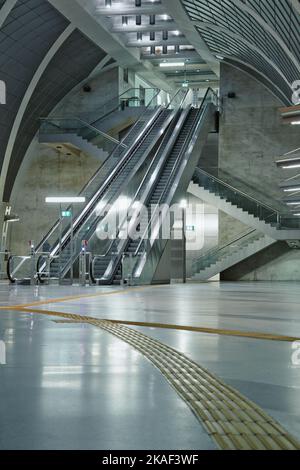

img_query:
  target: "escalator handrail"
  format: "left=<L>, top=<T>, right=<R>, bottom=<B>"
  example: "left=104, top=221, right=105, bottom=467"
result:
left=52, top=88, right=186, bottom=259
left=34, top=88, right=164, bottom=256
left=46, top=106, right=174, bottom=281
left=134, top=88, right=217, bottom=258
left=42, top=95, right=182, bottom=280
left=91, top=92, right=191, bottom=282
left=7, top=255, right=31, bottom=284
left=7, top=256, right=16, bottom=283
left=92, top=90, right=189, bottom=264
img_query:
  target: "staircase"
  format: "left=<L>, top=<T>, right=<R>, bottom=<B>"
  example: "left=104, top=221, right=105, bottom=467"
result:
left=39, top=117, right=129, bottom=163
left=190, top=230, right=275, bottom=281
left=191, top=168, right=300, bottom=240
left=187, top=168, right=300, bottom=281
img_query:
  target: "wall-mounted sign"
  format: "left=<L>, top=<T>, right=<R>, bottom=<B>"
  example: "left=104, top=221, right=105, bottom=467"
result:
left=61, top=211, right=72, bottom=218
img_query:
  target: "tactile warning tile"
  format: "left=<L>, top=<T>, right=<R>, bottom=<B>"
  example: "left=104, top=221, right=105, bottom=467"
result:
left=83, top=319, right=300, bottom=451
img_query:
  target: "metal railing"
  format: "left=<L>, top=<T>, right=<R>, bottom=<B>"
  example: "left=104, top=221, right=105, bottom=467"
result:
left=191, top=228, right=261, bottom=274
left=194, top=168, right=300, bottom=230
left=89, top=88, right=190, bottom=283
left=194, top=168, right=281, bottom=225
left=39, top=117, right=127, bottom=148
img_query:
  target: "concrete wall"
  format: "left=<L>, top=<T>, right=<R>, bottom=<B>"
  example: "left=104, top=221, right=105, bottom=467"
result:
left=219, top=63, right=299, bottom=209
left=218, top=64, right=300, bottom=280
left=221, top=242, right=300, bottom=281
left=9, top=136, right=100, bottom=255
left=53, top=67, right=120, bottom=122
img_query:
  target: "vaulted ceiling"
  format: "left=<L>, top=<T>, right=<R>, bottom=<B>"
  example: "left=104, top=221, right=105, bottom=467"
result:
left=1, top=0, right=300, bottom=201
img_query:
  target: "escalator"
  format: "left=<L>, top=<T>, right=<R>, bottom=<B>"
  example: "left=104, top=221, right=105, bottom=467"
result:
left=9, top=89, right=184, bottom=283
left=91, top=89, right=218, bottom=285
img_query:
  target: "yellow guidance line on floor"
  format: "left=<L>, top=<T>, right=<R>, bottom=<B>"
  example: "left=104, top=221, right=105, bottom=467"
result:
left=0, top=285, right=157, bottom=310
left=14, top=306, right=300, bottom=343
left=101, top=319, right=300, bottom=343
left=8, top=305, right=300, bottom=449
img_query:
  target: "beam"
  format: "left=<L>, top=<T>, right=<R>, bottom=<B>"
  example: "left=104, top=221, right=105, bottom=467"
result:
left=96, top=5, right=166, bottom=16
left=126, top=37, right=189, bottom=47
left=112, top=23, right=176, bottom=33
left=49, top=0, right=140, bottom=67
left=142, top=51, right=202, bottom=62
left=161, top=0, right=220, bottom=76
left=67, top=0, right=177, bottom=93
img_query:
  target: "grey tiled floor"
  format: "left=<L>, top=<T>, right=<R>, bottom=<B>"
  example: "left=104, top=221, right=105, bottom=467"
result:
left=0, top=281, right=299, bottom=449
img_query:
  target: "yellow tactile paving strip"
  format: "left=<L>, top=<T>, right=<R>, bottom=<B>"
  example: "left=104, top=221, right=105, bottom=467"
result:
left=9, top=302, right=299, bottom=450
left=77, top=318, right=300, bottom=450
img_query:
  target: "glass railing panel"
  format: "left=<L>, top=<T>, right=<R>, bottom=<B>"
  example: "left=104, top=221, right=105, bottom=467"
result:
left=35, top=88, right=181, bottom=278
left=126, top=88, right=218, bottom=283
left=191, top=229, right=261, bottom=274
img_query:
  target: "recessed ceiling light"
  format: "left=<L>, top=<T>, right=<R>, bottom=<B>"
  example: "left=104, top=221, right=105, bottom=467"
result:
left=216, top=54, right=224, bottom=60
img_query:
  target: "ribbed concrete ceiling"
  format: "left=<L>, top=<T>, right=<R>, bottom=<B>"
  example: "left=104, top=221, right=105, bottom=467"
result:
left=180, top=0, right=300, bottom=104
left=91, top=0, right=219, bottom=87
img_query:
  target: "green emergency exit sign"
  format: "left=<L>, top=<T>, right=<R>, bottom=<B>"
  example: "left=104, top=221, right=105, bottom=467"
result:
left=61, top=211, right=72, bottom=218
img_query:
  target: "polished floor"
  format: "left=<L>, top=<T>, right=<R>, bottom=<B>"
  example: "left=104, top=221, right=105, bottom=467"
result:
left=0, top=282, right=299, bottom=449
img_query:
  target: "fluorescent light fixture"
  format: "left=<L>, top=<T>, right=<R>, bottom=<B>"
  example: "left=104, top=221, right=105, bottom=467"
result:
left=293, top=213, right=300, bottom=216
left=283, top=187, right=300, bottom=192
left=282, top=164, right=300, bottom=169
left=159, top=62, right=185, bottom=68
left=291, top=121, right=300, bottom=125
left=45, top=197, right=86, bottom=204
left=216, top=55, right=224, bottom=60
left=277, top=157, right=300, bottom=169
left=286, top=202, right=300, bottom=205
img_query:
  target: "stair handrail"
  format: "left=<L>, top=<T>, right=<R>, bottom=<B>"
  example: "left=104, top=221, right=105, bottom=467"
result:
left=194, top=168, right=281, bottom=221
left=39, top=117, right=128, bottom=148
left=89, top=87, right=160, bottom=126
left=191, top=228, right=259, bottom=270
left=41, top=87, right=159, bottom=127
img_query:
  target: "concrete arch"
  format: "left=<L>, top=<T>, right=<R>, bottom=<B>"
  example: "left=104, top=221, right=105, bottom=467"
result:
left=0, top=24, right=76, bottom=201
left=0, top=0, right=18, bottom=28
